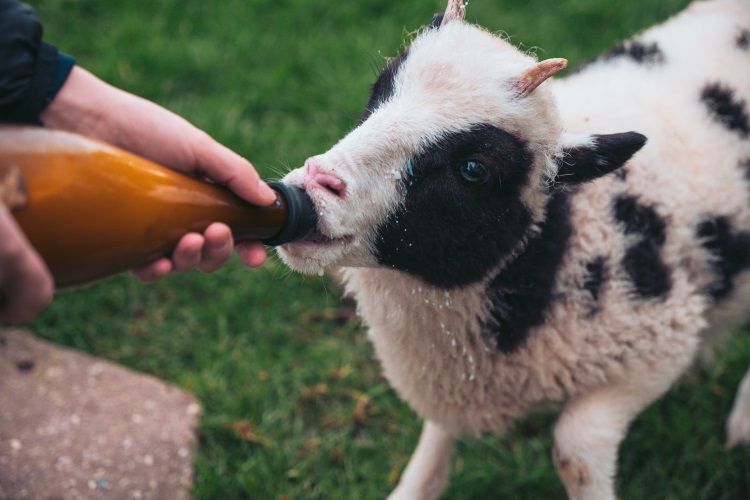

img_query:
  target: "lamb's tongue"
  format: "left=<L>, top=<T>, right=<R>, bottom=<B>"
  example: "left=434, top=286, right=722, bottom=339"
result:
left=303, top=229, right=336, bottom=244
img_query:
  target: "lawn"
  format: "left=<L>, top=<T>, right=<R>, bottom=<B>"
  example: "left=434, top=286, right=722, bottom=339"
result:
left=29, top=0, right=750, bottom=498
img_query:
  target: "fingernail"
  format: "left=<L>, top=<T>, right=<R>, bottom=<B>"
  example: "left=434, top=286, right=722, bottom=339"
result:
left=259, top=181, right=277, bottom=203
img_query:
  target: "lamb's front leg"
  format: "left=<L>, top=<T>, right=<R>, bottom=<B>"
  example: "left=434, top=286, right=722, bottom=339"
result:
left=727, top=363, right=750, bottom=448
left=553, top=373, right=686, bottom=500
left=388, top=421, right=455, bottom=500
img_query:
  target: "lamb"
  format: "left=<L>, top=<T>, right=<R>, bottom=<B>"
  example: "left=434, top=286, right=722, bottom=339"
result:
left=277, top=0, right=750, bottom=498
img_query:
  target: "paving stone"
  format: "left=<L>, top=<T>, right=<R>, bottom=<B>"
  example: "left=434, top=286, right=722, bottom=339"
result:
left=0, top=329, right=201, bottom=500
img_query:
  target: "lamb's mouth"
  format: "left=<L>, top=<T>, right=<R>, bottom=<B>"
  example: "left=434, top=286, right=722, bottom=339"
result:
left=298, top=228, right=354, bottom=247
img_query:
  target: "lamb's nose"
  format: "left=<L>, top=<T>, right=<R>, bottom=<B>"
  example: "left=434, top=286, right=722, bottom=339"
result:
left=304, top=157, right=347, bottom=199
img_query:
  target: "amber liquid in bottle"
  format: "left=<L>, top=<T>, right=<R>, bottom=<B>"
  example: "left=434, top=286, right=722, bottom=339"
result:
left=0, top=126, right=316, bottom=288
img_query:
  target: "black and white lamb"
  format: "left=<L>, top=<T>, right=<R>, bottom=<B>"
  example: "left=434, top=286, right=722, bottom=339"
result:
left=278, top=1, right=750, bottom=498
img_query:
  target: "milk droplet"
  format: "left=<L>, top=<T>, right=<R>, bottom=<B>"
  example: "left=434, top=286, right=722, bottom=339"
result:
left=405, top=160, right=415, bottom=177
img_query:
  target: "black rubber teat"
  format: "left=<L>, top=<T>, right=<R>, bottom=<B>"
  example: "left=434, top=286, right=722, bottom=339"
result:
left=264, top=182, right=318, bottom=246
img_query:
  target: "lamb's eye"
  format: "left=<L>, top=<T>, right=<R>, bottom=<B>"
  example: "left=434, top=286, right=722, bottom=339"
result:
left=459, top=161, right=490, bottom=184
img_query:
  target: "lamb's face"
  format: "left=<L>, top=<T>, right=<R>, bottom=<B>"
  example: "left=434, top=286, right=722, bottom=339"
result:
left=278, top=12, right=566, bottom=288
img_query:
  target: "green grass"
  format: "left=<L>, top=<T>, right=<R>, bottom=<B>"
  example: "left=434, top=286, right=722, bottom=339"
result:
left=28, top=0, right=750, bottom=498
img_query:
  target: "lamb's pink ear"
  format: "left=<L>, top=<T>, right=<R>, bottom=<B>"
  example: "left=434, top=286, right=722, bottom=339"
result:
left=512, top=58, right=568, bottom=97
left=441, top=0, right=466, bottom=26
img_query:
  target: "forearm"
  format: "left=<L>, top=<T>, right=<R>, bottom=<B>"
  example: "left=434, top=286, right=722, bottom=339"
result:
left=41, top=66, right=275, bottom=206
left=40, top=66, right=213, bottom=173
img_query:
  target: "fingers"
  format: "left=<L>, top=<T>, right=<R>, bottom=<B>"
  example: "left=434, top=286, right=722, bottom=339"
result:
left=236, top=242, right=268, bottom=268
left=132, top=258, right=173, bottom=283
left=198, top=223, right=234, bottom=273
left=171, top=233, right=205, bottom=273
left=132, top=233, right=203, bottom=282
left=0, top=253, right=54, bottom=324
left=133, top=224, right=245, bottom=281
left=0, top=206, right=54, bottom=324
left=171, top=226, right=234, bottom=274
left=192, top=135, right=277, bottom=207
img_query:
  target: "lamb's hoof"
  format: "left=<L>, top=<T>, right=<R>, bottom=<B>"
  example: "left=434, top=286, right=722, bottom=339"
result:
left=726, top=406, right=750, bottom=449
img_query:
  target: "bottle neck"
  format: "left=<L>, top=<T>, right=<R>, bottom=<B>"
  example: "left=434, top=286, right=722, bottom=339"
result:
left=263, top=182, right=317, bottom=246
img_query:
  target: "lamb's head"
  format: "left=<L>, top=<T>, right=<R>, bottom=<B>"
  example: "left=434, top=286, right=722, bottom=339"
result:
left=278, top=0, right=646, bottom=289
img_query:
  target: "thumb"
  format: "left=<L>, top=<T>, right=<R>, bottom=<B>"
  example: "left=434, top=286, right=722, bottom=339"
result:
left=192, top=136, right=277, bottom=207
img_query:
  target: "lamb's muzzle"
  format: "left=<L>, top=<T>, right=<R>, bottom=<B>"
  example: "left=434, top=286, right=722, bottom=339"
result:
left=304, top=157, right=347, bottom=199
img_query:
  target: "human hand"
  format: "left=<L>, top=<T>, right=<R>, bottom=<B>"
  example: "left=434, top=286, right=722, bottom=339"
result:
left=40, top=66, right=275, bottom=281
left=0, top=203, right=53, bottom=323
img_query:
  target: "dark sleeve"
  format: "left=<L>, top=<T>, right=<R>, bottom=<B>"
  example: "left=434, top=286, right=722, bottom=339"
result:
left=0, top=0, right=75, bottom=124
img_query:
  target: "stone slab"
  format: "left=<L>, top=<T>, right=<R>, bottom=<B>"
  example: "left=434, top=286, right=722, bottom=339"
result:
left=0, top=329, right=201, bottom=500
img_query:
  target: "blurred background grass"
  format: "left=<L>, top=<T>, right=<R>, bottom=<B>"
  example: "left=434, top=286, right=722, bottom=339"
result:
left=29, top=0, right=750, bottom=498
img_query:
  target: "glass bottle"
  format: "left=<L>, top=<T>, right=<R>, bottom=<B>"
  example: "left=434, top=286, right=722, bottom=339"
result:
left=0, top=126, right=316, bottom=288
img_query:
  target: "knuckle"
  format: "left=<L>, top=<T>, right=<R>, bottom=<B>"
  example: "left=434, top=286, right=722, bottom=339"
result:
left=195, top=130, right=215, bottom=150
left=207, top=235, right=232, bottom=253
left=193, top=133, right=220, bottom=168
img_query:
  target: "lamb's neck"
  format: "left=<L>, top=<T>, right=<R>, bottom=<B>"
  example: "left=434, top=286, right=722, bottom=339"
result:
left=481, top=190, right=573, bottom=353
left=342, top=188, right=571, bottom=336
left=340, top=266, right=490, bottom=343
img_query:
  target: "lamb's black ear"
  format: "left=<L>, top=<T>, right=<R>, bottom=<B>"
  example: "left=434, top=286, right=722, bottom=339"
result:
left=430, top=13, right=444, bottom=29
left=555, top=132, right=647, bottom=185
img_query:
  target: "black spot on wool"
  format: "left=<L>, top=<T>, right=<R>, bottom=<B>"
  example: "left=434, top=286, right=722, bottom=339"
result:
left=374, top=124, right=533, bottom=289
left=697, top=216, right=750, bottom=300
left=604, top=41, right=665, bottom=65
left=359, top=51, right=408, bottom=123
left=701, top=82, right=750, bottom=138
left=583, top=257, right=606, bottom=314
left=738, top=29, right=750, bottom=50
left=622, top=241, right=672, bottom=300
left=483, top=192, right=573, bottom=354
left=613, top=195, right=672, bottom=299
left=571, top=41, right=664, bottom=75
left=430, top=13, right=444, bottom=30
left=614, top=196, right=666, bottom=244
